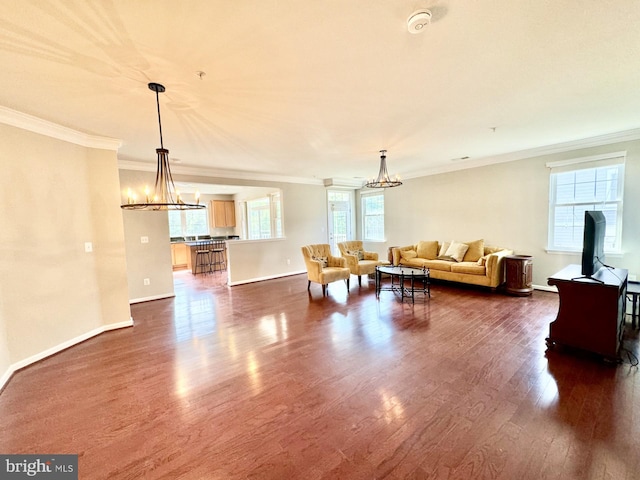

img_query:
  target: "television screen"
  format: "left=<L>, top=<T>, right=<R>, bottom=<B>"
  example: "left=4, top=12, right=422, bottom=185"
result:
left=581, top=210, right=606, bottom=277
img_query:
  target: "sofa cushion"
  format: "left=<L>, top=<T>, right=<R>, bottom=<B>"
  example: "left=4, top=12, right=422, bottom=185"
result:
left=462, top=239, right=484, bottom=262
left=402, top=258, right=430, bottom=268
left=416, top=240, right=438, bottom=259
left=445, top=241, right=469, bottom=262
left=451, top=262, right=486, bottom=275
left=400, top=250, right=418, bottom=261
left=477, top=254, right=489, bottom=266
left=424, top=259, right=454, bottom=272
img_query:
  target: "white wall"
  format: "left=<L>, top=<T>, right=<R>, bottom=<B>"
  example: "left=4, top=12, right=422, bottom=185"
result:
left=118, top=169, right=176, bottom=302
left=118, top=170, right=329, bottom=288
left=0, top=122, right=131, bottom=386
left=227, top=182, right=327, bottom=284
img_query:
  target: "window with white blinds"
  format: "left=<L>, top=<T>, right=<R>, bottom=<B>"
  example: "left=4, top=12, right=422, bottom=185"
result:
left=547, top=152, right=625, bottom=253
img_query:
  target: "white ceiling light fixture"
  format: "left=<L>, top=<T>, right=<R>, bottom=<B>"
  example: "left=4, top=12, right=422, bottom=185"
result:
left=407, top=9, right=432, bottom=34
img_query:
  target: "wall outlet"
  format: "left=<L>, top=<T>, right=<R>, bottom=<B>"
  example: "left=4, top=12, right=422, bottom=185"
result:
left=84, top=242, right=93, bottom=253
left=143, top=278, right=150, bottom=286
left=140, top=236, right=149, bottom=244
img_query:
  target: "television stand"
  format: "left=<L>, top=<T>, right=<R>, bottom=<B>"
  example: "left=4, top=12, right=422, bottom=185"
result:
left=547, top=264, right=628, bottom=362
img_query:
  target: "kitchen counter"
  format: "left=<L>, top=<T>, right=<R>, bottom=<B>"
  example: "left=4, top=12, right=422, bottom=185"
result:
left=170, top=235, right=239, bottom=244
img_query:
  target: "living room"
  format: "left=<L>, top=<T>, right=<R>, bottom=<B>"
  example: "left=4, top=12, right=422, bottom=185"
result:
left=1, top=1, right=640, bottom=478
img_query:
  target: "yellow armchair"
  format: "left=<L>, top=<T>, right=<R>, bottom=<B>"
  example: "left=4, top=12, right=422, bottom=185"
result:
left=301, top=244, right=351, bottom=296
left=337, top=240, right=384, bottom=286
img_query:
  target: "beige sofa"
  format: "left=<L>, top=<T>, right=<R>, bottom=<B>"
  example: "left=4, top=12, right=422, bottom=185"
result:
left=392, top=239, right=513, bottom=289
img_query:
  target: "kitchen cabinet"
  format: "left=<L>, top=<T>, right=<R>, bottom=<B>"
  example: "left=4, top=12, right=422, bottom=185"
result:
left=171, top=243, right=188, bottom=270
left=210, top=200, right=236, bottom=227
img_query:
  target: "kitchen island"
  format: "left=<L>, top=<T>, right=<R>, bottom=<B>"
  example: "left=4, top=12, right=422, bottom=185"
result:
left=170, top=236, right=238, bottom=273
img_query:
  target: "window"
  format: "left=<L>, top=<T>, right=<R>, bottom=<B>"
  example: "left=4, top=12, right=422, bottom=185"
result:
left=362, top=193, right=385, bottom=241
left=548, top=153, right=625, bottom=253
left=168, top=209, right=209, bottom=237
left=246, top=193, right=283, bottom=240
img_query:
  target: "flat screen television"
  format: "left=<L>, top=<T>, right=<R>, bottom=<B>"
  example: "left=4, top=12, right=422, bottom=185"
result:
left=581, top=210, right=606, bottom=277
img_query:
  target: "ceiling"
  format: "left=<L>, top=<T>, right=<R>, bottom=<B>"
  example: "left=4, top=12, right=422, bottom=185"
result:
left=2, top=1, right=640, bottom=184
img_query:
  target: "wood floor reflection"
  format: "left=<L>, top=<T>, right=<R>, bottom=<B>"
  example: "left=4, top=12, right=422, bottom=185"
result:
left=1, top=271, right=639, bottom=479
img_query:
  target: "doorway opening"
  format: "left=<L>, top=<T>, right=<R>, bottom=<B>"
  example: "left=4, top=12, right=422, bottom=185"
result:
left=327, top=190, right=355, bottom=255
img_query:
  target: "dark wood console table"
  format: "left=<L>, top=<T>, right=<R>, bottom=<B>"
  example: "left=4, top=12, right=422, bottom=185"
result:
left=547, top=264, right=627, bottom=362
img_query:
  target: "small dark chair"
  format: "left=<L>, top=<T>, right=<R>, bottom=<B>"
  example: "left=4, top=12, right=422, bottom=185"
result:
left=210, top=240, right=227, bottom=272
left=194, top=240, right=213, bottom=274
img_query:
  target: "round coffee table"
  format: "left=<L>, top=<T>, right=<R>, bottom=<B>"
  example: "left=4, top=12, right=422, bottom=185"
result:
left=375, top=265, right=430, bottom=303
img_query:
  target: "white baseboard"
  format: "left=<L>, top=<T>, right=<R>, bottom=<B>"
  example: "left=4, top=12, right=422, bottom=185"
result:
left=129, top=292, right=175, bottom=304
left=228, top=270, right=306, bottom=286
left=533, top=284, right=558, bottom=293
left=0, top=317, right=134, bottom=393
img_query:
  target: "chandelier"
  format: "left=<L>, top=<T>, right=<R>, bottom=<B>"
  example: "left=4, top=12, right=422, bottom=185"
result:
left=364, top=150, right=402, bottom=188
left=121, top=83, right=204, bottom=211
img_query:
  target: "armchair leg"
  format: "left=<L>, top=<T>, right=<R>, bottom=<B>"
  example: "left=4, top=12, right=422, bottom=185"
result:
left=308, top=280, right=311, bottom=291
left=322, top=284, right=327, bottom=296
left=346, top=278, right=350, bottom=291
left=358, top=275, right=362, bottom=287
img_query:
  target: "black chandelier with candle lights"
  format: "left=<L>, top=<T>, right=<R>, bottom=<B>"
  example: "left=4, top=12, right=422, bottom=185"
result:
left=121, top=83, right=204, bottom=211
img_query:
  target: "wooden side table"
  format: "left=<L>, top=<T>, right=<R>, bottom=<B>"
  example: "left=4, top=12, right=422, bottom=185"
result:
left=505, top=255, right=533, bottom=296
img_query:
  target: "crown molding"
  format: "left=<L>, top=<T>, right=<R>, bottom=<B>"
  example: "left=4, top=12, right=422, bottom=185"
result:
left=323, top=177, right=365, bottom=188
left=405, top=128, right=640, bottom=180
left=117, top=159, right=324, bottom=186
left=0, top=105, right=122, bottom=151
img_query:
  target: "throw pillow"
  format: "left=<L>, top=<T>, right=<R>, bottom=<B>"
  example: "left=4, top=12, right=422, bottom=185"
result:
left=416, top=240, right=438, bottom=259
left=312, top=256, right=328, bottom=267
left=444, top=241, right=469, bottom=262
left=400, top=250, right=418, bottom=260
left=436, top=255, right=456, bottom=262
left=463, top=239, right=485, bottom=262
left=438, top=241, right=450, bottom=257
left=477, top=255, right=488, bottom=266
left=348, top=249, right=365, bottom=261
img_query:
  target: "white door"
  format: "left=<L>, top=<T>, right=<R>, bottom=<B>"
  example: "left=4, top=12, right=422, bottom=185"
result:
left=327, top=190, right=354, bottom=255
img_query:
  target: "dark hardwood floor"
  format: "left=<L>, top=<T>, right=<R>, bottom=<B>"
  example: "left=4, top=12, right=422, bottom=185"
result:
left=1, top=270, right=639, bottom=479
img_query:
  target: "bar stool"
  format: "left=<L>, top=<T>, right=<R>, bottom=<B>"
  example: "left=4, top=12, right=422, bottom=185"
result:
left=210, top=240, right=226, bottom=272
left=194, top=240, right=213, bottom=274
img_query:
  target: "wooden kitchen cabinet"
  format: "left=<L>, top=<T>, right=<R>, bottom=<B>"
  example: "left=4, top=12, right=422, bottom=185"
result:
left=171, top=243, right=188, bottom=270
left=210, top=200, right=236, bottom=227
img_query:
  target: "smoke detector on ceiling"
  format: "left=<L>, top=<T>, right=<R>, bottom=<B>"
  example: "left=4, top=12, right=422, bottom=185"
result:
left=407, top=9, right=432, bottom=34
